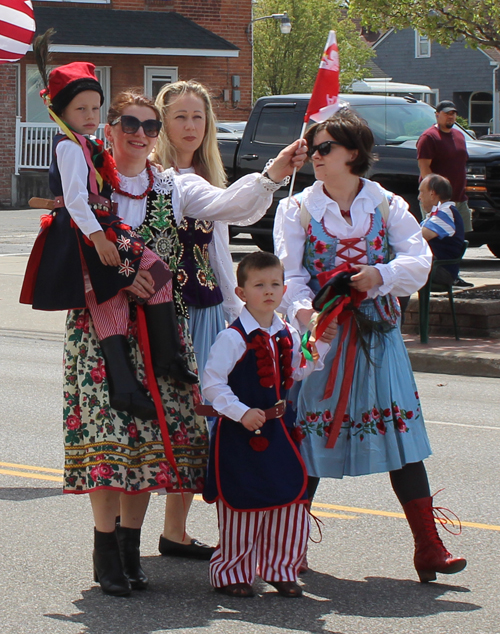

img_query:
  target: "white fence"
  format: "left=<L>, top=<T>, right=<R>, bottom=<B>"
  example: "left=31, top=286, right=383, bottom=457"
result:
left=15, top=117, right=106, bottom=174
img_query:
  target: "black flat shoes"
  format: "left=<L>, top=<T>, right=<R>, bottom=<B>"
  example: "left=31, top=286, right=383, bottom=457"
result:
left=158, top=535, right=216, bottom=560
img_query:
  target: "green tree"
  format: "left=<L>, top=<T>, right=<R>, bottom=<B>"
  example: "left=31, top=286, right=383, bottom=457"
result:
left=348, top=0, right=500, bottom=50
left=252, top=0, right=374, bottom=101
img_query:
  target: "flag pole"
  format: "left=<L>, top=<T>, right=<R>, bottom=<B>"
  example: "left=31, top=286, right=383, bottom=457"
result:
left=284, top=30, right=339, bottom=211
left=285, top=121, right=308, bottom=211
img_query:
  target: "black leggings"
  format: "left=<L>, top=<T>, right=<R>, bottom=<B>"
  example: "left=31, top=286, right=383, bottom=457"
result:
left=307, top=461, right=430, bottom=507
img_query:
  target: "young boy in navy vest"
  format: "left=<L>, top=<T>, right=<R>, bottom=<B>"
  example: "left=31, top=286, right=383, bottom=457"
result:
left=202, top=252, right=334, bottom=598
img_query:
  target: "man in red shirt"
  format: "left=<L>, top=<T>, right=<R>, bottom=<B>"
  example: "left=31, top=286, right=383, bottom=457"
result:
left=417, top=100, right=472, bottom=236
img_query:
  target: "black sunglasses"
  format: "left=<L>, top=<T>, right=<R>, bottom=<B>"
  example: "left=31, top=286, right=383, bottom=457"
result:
left=307, top=140, right=342, bottom=158
left=110, top=115, right=162, bottom=138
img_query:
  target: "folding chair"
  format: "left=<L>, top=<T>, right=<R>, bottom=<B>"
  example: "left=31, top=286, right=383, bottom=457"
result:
left=418, top=240, right=469, bottom=344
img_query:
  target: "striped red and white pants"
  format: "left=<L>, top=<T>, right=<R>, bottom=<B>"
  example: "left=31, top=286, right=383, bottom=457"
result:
left=85, top=247, right=172, bottom=340
left=210, top=500, right=309, bottom=588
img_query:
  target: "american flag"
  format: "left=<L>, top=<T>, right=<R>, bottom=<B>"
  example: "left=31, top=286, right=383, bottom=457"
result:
left=0, top=0, right=35, bottom=64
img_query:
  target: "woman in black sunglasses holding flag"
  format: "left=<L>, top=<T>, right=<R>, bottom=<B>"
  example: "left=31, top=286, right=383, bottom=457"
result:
left=274, top=107, right=467, bottom=583
left=59, top=88, right=306, bottom=596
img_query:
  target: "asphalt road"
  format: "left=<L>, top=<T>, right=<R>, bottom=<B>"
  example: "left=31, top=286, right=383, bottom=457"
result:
left=1, top=208, right=499, bottom=634
left=1, top=333, right=499, bottom=634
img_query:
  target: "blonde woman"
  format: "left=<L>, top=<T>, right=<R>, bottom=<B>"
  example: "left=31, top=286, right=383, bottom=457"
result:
left=152, top=81, right=244, bottom=559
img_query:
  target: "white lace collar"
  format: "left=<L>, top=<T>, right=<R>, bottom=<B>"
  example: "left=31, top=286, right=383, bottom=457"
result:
left=152, top=165, right=176, bottom=196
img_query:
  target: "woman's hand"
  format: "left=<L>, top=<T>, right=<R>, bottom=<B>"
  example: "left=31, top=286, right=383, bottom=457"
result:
left=126, top=269, right=155, bottom=300
left=350, top=265, right=383, bottom=292
left=317, top=318, right=337, bottom=343
left=266, top=139, right=308, bottom=182
left=296, top=308, right=316, bottom=330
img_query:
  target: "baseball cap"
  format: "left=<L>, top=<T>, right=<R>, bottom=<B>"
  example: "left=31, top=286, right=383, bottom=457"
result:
left=436, top=100, right=457, bottom=113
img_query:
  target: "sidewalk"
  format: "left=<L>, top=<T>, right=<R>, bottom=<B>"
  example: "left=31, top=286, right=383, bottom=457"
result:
left=404, top=333, right=500, bottom=378
left=401, top=270, right=500, bottom=377
left=2, top=251, right=500, bottom=378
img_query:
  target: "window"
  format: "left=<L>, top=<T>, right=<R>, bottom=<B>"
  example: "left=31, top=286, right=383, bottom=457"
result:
left=353, top=103, right=436, bottom=145
left=26, top=65, right=110, bottom=123
left=144, top=67, right=178, bottom=99
left=470, top=91, right=493, bottom=135
left=254, top=108, right=303, bottom=144
left=415, top=32, right=431, bottom=58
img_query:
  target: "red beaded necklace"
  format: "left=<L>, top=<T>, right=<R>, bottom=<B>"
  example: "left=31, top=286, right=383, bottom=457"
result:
left=114, top=160, right=154, bottom=199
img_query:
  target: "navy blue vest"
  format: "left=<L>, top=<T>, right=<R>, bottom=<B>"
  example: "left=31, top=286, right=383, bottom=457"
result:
left=21, top=135, right=145, bottom=310
left=177, top=217, right=223, bottom=308
left=203, top=318, right=308, bottom=511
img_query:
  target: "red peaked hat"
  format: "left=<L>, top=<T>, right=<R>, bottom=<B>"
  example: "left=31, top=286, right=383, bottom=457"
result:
left=43, top=61, right=104, bottom=115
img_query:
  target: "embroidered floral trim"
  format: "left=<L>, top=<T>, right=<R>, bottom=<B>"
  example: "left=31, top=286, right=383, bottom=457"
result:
left=299, top=401, right=419, bottom=442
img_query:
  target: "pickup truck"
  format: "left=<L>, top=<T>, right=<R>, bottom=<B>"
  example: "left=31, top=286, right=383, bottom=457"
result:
left=219, top=93, right=500, bottom=255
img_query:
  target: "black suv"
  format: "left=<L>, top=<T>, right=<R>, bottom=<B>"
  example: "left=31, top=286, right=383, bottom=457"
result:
left=221, top=94, right=500, bottom=255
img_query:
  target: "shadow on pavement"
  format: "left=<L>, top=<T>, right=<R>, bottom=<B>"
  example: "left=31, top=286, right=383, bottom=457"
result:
left=0, top=486, right=62, bottom=501
left=44, top=555, right=480, bottom=634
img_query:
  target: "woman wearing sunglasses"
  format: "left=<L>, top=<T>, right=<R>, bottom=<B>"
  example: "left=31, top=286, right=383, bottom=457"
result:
left=150, top=80, right=243, bottom=561
left=62, top=89, right=306, bottom=596
left=274, top=108, right=466, bottom=583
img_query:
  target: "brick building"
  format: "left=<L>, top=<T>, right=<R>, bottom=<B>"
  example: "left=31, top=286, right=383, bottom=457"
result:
left=0, top=0, right=252, bottom=208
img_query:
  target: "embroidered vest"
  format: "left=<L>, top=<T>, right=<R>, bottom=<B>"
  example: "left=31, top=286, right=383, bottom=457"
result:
left=303, top=201, right=400, bottom=324
left=176, top=218, right=223, bottom=308
left=203, top=318, right=307, bottom=511
left=136, top=189, right=188, bottom=318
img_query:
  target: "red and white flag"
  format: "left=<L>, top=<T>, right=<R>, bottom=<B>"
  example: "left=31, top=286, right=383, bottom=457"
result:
left=0, top=0, right=35, bottom=64
left=304, top=30, right=340, bottom=123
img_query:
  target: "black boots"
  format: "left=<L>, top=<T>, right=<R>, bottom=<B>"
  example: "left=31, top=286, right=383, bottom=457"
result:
left=93, top=528, right=131, bottom=596
left=144, top=303, right=198, bottom=385
left=116, top=526, right=149, bottom=590
left=100, top=335, right=157, bottom=421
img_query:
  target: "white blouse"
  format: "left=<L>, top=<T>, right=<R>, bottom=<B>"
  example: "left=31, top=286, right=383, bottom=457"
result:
left=274, top=178, right=432, bottom=328
left=177, top=166, right=243, bottom=323
left=202, top=307, right=329, bottom=423
left=56, top=139, right=103, bottom=238
left=112, top=165, right=277, bottom=231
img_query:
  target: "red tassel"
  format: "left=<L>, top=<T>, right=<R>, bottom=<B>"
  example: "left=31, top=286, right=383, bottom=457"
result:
left=105, top=228, right=117, bottom=243
left=260, top=377, right=275, bottom=388
left=40, top=214, right=53, bottom=230
left=97, top=148, right=121, bottom=190
left=249, top=436, right=269, bottom=452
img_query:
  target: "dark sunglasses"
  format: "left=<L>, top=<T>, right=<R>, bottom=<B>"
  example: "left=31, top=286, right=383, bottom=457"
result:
left=307, top=140, right=342, bottom=158
left=110, top=115, right=162, bottom=138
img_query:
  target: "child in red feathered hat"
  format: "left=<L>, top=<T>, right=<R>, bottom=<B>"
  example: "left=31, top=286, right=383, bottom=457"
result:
left=201, top=252, right=335, bottom=598
left=20, top=32, right=198, bottom=422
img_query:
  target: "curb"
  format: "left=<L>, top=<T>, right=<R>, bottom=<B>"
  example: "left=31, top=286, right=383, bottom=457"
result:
left=407, top=348, right=500, bottom=378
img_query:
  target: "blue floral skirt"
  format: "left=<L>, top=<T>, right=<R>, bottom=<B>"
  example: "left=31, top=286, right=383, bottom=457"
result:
left=186, top=302, right=225, bottom=392
left=296, top=300, right=432, bottom=478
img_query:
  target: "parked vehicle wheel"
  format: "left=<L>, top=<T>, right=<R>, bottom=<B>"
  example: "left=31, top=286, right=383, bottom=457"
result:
left=252, top=233, right=274, bottom=252
left=487, top=243, right=500, bottom=258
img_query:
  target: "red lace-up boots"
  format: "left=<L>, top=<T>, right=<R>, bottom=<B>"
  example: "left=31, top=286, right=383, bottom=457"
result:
left=403, top=496, right=467, bottom=583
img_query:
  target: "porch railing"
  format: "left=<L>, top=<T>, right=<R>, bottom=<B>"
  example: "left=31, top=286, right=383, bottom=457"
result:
left=15, top=117, right=106, bottom=174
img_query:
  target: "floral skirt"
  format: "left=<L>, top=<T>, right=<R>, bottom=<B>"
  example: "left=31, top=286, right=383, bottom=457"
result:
left=63, top=308, right=208, bottom=494
left=296, top=300, right=432, bottom=478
